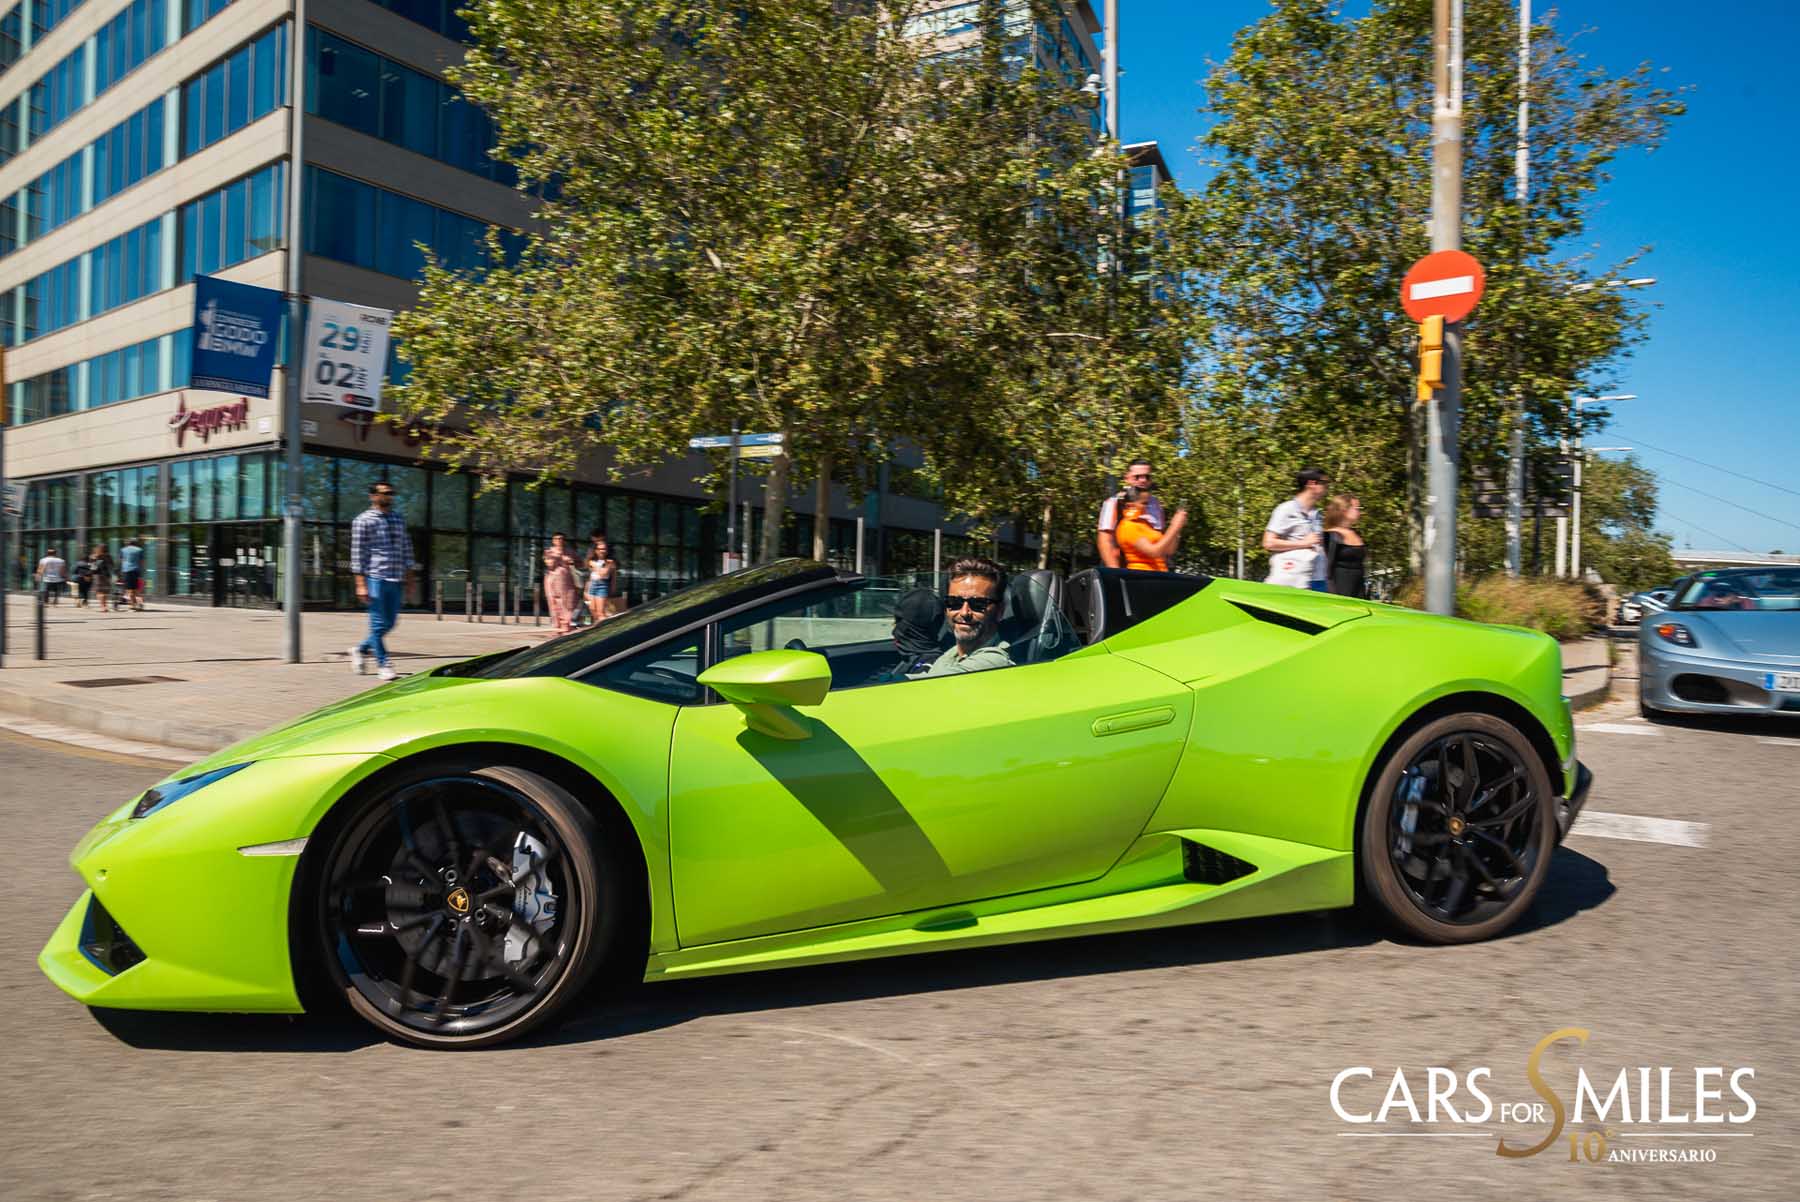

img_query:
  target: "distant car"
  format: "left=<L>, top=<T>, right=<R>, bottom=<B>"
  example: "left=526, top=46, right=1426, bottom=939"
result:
left=1639, top=568, right=1800, bottom=719
left=1618, top=585, right=1677, bottom=625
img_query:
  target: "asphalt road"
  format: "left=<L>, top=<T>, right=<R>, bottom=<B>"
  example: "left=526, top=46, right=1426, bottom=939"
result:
left=3, top=671, right=1795, bottom=1201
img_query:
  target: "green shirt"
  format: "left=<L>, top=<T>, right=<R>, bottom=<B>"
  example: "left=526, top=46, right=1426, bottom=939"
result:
left=920, top=636, right=1014, bottom=678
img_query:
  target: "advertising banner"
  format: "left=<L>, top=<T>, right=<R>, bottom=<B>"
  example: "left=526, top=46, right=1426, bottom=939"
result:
left=190, top=275, right=283, bottom=397
left=302, top=297, right=394, bottom=411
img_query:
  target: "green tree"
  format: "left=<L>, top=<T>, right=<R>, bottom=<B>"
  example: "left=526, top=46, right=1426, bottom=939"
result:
left=1576, top=454, right=1677, bottom=591
left=1163, top=0, right=1684, bottom=575
left=393, top=0, right=1170, bottom=569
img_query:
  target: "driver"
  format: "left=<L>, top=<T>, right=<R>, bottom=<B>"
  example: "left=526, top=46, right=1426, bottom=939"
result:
left=916, top=557, right=1016, bottom=678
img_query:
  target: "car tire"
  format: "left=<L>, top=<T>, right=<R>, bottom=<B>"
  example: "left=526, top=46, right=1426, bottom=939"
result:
left=313, top=762, right=622, bottom=1049
left=1359, top=713, right=1556, bottom=944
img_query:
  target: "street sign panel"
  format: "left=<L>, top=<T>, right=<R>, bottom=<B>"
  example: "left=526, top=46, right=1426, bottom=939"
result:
left=1402, top=250, right=1486, bottom=323
left=734, top=444, right=783, bottom=459
left=688, top=432, right=783, bottom=450
left=190, top=275, right=284, bottom=397
left=302, top=297, right=394, bottom=411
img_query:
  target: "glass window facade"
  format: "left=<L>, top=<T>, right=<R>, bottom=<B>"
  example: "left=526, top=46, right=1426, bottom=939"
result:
left=364, top=0, right=469, bottom=43
left=306, top=28, right=515, bottom=184
left=0, top=7, right=23, bottom=80
left=28, top=44, right=85, bottom=140
left=1, top=98, right=167, bottom=261
left=6, top=213, right=172, bottom=345
left=305, top=166, right=510, bottom=278
left=93, top=97, right=168, bottom=207
left=7, top=331, right=185, bottom=424
left=179, top=161, right=284, bottom=280
left=93, top=0, right=171, bottom=97
left=182, top=25, right=288, bottom=157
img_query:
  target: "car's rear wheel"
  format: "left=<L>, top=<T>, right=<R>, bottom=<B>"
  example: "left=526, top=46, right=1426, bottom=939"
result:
left=1360, top=713, right=1555, bottom=943
left=314, top=764, right=614, bottom=1048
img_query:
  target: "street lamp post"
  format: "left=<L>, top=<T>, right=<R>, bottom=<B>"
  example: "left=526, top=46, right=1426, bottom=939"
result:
left=1568, top=394, right=1635, bottom=579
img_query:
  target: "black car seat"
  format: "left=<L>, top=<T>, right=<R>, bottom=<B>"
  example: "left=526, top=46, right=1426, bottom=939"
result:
left=1001, top=570, right=1073, bottom=664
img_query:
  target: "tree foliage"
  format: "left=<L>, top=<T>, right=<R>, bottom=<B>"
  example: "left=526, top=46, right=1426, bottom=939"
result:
left=1165, top=0, right=1684, bottom=578
left=393, top=0, right=1168, bottom=565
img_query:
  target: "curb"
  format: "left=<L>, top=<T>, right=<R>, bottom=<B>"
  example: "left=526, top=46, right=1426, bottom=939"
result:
left=1561, top=635, right=1614, bottom=712
left=0, top=684, right=249, bottom=755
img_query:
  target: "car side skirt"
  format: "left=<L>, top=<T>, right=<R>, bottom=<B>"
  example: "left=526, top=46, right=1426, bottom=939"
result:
left=643, top=828, right=1352, bottom=982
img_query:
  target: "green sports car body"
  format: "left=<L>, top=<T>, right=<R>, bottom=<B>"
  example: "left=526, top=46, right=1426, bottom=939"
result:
left=41, top=560, right=1590, bottom=1047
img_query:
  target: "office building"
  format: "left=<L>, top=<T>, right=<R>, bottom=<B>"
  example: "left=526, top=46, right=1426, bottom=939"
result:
left=0, top=0, right=1116, bottom=609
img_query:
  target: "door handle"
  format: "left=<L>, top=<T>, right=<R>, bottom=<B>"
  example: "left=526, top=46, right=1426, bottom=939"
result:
left=1091, top=706, right=1177, bottom=737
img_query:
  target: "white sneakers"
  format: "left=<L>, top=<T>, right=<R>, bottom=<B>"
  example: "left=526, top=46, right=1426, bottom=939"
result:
left=351, top=646, right=397, bottom=681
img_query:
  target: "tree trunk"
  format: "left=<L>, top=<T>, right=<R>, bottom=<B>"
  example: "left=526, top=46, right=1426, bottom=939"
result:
left=811, top=452, right=834, bottom=562
left=1037, top=502, right=1053, bottom=569
left=759, top=447, right=790, bottom=565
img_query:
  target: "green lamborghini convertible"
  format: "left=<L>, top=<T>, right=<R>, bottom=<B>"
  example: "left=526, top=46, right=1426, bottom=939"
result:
left=41, top=559, right=1589, bottom=1048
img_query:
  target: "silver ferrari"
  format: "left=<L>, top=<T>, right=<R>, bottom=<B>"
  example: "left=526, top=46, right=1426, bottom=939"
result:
left=1639, top=568, right=1800, bottom=719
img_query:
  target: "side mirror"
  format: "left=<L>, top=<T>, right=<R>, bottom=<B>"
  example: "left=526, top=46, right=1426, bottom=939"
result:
left=697, top=649, right=831, bottom=741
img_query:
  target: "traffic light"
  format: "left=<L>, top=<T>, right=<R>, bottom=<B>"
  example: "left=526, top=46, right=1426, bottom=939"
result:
left=1416, top=315, right=1444, bottom=403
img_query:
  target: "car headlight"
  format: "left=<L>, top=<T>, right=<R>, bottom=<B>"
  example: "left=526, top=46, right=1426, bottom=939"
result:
left=1653, top=622, right=1698, bottom=649
left=131, top=763, right=252, bottom=820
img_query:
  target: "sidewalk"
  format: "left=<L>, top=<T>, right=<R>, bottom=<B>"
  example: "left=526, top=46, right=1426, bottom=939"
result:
left=0, top=595, right=1621, bottom=759
left=1560, top=635, right=1613, bottom=711
left=0, top=594, right=553, bottom=755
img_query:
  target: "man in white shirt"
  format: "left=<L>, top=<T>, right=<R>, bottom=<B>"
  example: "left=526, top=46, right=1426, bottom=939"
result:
left=1263, top=469, right=1330, bottom=590
left=35, top=547, right=68, bottom=605
left=1096, top=459, right=1166, bottom=568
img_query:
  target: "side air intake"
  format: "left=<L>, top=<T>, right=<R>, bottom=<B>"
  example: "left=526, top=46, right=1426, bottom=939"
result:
left=1181, top=840, right=1257, bottom=886
left=1228, top=600, right=1327, bottom=636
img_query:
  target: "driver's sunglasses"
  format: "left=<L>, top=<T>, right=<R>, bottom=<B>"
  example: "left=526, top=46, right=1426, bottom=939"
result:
left=943, top=593, right=997, bottom=614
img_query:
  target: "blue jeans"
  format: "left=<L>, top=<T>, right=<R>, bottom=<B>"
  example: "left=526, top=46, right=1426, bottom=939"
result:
left=1308, top=580, right=1328, bottom=592
left=359, top=577, right=403, bottom=666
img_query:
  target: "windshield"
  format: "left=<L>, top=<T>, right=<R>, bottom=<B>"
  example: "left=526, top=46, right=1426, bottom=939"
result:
left=450, top=558, right=839, bottom=679
left=1670, top=569, right=1800, bottom=613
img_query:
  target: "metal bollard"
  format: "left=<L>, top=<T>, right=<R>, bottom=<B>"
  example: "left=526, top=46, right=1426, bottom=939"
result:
left=35, top=590, right=46, bottom=660
left=516, top=583, right=525, bottom=625
left=534, top=584, right=542, bottom=626
left=475, top=584, right=484, bottom=622
left=464, top=581, right=473, bottom=622
left=435, top=580, right=443, bottom=620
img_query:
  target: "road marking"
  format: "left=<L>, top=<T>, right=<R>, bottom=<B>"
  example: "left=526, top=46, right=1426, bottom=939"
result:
left=1576, top=721, right=1662, bottom=736
left=1568, top=810, right=1709, bottom=848
left=1758, top=737, right=1799, bottom=747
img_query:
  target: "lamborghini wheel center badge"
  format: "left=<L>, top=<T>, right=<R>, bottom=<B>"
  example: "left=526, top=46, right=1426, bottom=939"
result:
left=446, top=886, right=472, bottom=915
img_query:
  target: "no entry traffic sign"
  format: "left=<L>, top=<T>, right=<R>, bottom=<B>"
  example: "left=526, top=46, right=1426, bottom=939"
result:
left=1402, top=250, right=1486, bottom=323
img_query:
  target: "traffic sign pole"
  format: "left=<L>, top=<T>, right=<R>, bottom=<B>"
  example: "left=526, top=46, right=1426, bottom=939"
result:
left=1425, top=0, right=1465, bottom=618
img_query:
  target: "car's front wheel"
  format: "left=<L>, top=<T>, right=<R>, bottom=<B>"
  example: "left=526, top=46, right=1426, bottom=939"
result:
left=313, top=763, right=615, bottom=1048
left=1360, top=713, right=1555, bottom=943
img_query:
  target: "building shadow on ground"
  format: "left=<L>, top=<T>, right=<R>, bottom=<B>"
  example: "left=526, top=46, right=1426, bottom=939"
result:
left=92, top=846, right=1614, bottom=1054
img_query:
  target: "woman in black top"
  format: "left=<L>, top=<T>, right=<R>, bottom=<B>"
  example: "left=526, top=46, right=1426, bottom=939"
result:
left=1322, top=495, right=1367, bottom=598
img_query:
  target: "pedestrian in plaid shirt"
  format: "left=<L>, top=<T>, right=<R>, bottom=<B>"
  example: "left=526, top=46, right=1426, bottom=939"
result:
left=348, top=481, right=415, bottom=681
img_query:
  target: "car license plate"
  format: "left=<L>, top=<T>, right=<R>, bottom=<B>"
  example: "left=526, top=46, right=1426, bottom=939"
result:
left=1767, top=672, right=1800, bottom=693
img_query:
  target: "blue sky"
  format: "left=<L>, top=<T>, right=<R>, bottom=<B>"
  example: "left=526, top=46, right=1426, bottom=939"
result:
left=1117, top=0, right=1799, bottom=555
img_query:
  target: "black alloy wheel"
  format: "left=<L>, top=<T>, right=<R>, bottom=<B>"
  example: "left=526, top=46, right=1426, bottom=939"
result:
left=1360, top=713, right=1556, bottom=943
left=314, top=764, right=613, bottom=1048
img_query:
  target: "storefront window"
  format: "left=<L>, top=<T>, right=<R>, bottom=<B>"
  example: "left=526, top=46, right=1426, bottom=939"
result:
left=472, top=481, right=505, bottom=533
left=193, top=456, right=216, bottom=521
left=214, top=453, right=239, bottom=520
left=431, top=471, right=468, bottom=530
